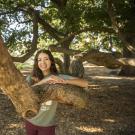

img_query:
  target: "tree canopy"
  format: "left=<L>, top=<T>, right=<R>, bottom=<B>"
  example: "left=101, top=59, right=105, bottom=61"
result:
left=0, top=0, right=135, bottom=75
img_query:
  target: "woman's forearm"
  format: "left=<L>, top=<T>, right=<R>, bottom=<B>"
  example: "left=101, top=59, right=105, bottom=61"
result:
left=32, top=78, right=48, bottom=86
left=65, top=79, right=88, bottom=88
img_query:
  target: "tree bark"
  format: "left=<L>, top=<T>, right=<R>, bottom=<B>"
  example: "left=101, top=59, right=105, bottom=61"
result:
left=61, top=35, right=74, bottom=74
left=79, top=50, right=122, bottom=69
left=63, top=54, right=70, bottom=74
left=0, top=37, right=39, bottom=119
left=54, top=58, right=64, bottom=73
left=69, top=59, right=84, bottom=78
left=32, top=84, right=89, bottom=109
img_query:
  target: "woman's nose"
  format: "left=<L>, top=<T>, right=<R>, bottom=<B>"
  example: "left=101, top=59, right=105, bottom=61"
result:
left=41, top=60, right=46, bottom=64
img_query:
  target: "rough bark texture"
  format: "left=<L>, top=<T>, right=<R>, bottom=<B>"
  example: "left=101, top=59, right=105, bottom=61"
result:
left=79, top=50, right=122, bottom=69
left=69, top=59, right=84, bottom=78
left=0, top=37, right=39, bottom=119
left=32, top=84, right=89, bottom=109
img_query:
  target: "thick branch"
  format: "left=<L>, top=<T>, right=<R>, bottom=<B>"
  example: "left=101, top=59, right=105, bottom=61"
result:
left=117, top=58, right=135, bottom=67
left=27, top=7, right=63, bottom=41
left=0, top=36, right=39, bottom=118
left=49, top=45, right=81, bottom=55
left=78, top=50, right=122, bottom=68
left=49, top=45, right=122, bottom=68
left=49, top=43, right=122, bottom=68
left=49, top=43, right=135, bottom=68
left=32, top=83, right=89, bottom=109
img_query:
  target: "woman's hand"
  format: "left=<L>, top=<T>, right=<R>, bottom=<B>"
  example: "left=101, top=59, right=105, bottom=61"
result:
left=33, top=75, right=88, bottom=88
left=45, top=75, right=66, bottom=84
left=33, top=75, right=66, bottom=86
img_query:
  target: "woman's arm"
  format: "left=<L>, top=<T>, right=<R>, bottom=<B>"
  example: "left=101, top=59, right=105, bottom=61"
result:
left=32, top=78, right=49, bottom=86
left=65, top=78, right=89, bottom=88
left=31, top=75, right=89, bottom=88
left=32, top=75, right=65, bottom=86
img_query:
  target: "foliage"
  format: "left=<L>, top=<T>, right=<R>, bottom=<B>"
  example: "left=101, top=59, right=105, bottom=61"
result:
left=0, top=0, right=135, bottom=60
left=15, top=62, right=32, bottom=70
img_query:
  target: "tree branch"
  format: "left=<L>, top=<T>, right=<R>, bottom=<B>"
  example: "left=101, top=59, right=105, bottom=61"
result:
left=27, top=7, right=64, bottom=41
left=107, top=0, right=119, bottom=32
left=12, top=10, right=38, bottom=62
left=49, top=45, right=81, bottom=55
left=0, top=35, right=39, bottom=118
left=32, top=83, right=88, bottom=109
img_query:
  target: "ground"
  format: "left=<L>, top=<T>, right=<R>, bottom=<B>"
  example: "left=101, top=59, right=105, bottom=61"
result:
left=0, top=63, right=135, bottom=135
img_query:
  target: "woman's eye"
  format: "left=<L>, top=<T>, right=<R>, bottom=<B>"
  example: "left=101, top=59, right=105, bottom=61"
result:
left=44, top=58, right=49, bottom=60
left=38, top=57, right=49, bottom=61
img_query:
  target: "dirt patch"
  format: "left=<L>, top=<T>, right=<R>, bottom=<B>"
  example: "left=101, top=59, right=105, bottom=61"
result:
left=0, top=63, right=135, bottom=135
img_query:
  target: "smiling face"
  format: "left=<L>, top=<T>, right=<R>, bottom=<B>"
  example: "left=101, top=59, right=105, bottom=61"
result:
left=37, top=52, right=52, bottom=75
left=32, top=49, right=58, bottom=80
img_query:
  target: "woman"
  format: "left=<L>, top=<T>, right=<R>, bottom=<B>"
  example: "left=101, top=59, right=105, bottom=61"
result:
left=25, top=49, right=88, bottom=135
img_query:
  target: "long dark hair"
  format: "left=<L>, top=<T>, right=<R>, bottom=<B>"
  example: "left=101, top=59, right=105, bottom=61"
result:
left=32, top=49, right=58, bottom=80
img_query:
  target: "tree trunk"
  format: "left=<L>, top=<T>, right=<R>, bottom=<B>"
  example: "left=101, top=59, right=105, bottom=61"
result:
left=69, top=59, right=84, bottom=78
left=0, top=37, right=39, bottom=118
left=54, top=58, right=64, bottom=73
left=61, top=34, right=74, bottom=74
left=63, top=54, right=70, bottom=74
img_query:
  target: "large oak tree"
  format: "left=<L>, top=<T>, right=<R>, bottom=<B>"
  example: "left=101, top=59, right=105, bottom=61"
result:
left=0, top=0, right=135, bottom=118
left=0, top=0, right=135, bottom=76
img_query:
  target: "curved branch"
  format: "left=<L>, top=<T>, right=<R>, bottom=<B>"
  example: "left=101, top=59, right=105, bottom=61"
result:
left=0, top=36, right=39, bottom=118
left=80, top=50, right=122, bottom=68
left=32, top=83, right=89, bottom=109
left=27, top=7, right=64, bottom=41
